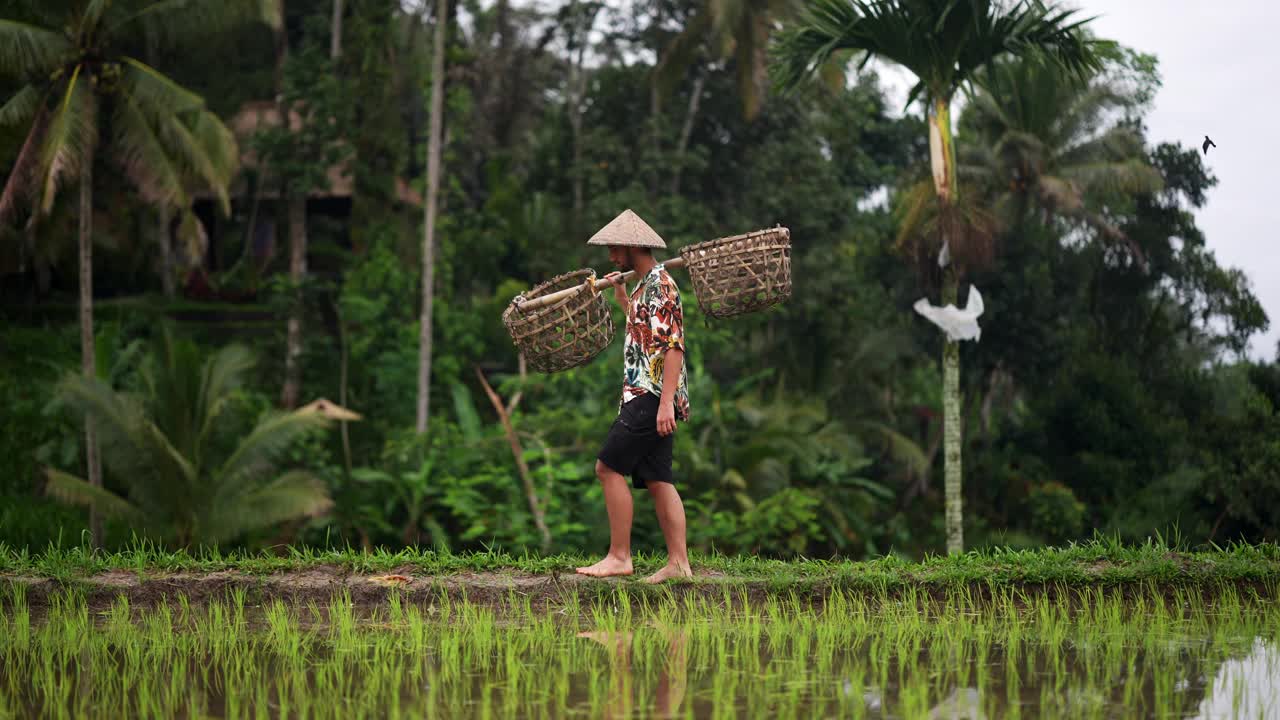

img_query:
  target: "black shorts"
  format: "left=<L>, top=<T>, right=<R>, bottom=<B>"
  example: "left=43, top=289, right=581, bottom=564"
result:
left=597, top=393, right=675, bottom=489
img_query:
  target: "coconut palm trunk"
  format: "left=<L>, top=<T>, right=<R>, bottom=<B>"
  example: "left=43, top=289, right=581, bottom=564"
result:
left=277, top=0, right=306, bottom=411
left=79, top=158, right=103, bottom=547
left=928, top=97, right=964, bottom=555
left=330, top=0, right=344, bottom=59
left=416, top=0, right=447, bottom=434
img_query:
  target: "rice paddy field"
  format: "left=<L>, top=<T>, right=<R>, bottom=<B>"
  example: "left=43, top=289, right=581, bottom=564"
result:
left=2, top=540, right=1278, bottom=719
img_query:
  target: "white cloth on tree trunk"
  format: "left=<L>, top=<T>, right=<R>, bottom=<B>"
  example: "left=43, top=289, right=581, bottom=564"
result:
left=914, top=286, right=984, bottom=342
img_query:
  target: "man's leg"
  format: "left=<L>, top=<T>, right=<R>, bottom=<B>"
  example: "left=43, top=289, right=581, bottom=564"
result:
left=576, top=460, right=634, bottom=577
left=642, top=480, right=693, bottom=583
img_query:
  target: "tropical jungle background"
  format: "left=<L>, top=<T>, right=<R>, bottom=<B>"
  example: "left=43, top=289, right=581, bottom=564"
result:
left=2, top=0, right=1276, bottom=558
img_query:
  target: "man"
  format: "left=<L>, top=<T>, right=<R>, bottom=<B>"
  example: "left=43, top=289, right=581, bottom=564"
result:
left=576, top=209, right=693, bottom=584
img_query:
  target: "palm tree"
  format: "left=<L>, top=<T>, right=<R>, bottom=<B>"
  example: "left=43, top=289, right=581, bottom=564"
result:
left=44, top=329, right=334, bottom=547
left=958, top=56, right=1163, bottom=259
left=774, top=0, right=1107, bottom=554
left=0, top=0, right=277, bottom=545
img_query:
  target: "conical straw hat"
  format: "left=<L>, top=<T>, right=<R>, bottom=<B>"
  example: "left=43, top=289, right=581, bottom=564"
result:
left=586, top=209, right=666, bottom=248
left=296, top=397, right=363, bottom=421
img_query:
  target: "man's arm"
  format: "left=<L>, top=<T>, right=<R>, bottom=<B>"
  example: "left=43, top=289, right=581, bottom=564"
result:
left=656, top=347, right=683, bottom=436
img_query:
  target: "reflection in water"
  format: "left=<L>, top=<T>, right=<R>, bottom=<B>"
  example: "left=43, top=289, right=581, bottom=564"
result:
left=577, top=628, right=688, bottom=719
left=5, top=588, right=1280, bottom=718
left=1194, top=639, right=1280, bottom=720
left=926, top=688, right=986, bottom=720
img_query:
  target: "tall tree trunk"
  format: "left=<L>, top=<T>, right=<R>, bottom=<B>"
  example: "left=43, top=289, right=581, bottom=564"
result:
left=330, top=0, right=344, bottom=59
left=929, top=96, right=963, bottom=555
left=158, top=206, right=175, bottom=298
left=416, top=0, right=447, bottom=434
left=569, top=75, right=584, bottom=232
left=281, top=196, right=306, bottom=409
left=79, top=164, right=102, bottom=548
left=670, top=70, right=706, bottom=197
left=647, top=3, right=663, bottom=198
left=568, top=37, right=586, bottom=234
left=277, top=0, right=306, bottom=410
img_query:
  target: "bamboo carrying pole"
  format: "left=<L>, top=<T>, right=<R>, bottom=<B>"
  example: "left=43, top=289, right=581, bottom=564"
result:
left=513, top=256, right=687, bottom=312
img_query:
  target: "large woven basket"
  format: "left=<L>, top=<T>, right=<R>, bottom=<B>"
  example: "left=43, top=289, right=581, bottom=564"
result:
left=503, top=269, right=615, bottom=373
left=679, top=227, right=791, bottom=318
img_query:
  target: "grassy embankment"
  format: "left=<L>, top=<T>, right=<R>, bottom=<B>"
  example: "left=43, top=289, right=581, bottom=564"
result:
left=2, top=536, right=1277, bottom=610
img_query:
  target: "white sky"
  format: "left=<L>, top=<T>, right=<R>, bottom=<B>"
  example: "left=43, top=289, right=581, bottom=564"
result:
left=874, top=1, right=1280, bottom=360
left=1088, top=1, right=1279, bottom=360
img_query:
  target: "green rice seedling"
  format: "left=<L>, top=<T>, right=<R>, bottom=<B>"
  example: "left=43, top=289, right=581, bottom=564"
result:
left=2, top=575, right=1277, bottom=719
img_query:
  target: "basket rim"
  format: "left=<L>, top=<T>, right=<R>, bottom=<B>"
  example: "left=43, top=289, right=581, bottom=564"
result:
left=678, top=226, right=790, bottom=256
left=504, top=268, right=598, bottom=325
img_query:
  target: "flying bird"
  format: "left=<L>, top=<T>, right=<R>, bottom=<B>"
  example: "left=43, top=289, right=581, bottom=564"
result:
left=1203, top=135, right=1217, bottom=154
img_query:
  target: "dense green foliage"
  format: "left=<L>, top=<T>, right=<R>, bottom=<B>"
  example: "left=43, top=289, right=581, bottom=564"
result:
left=1, top=0, right=1275, bottom=557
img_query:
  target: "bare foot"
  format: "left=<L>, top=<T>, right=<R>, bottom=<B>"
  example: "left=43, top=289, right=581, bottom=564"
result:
left=642, top=563, right=693, bottom=584
left=576, top=555, right=633, bottom=578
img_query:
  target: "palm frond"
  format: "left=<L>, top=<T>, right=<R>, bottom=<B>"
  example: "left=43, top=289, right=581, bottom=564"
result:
left=0, top=85, right=43, bottom=127
left=973, top=2, right=1109, bottom=85
left=1050, top=83, right=1127, bottom=143
left=195, top=344, right=256, bottom=453
left=108, top=0, right=281, bottom=52
left=1058, top=159, right=1164, bottom=198
left=83, top=0, right=112, bottom=33
left=205, top=470, right=332, bottom=544
left=43, top=468, right=143, bottom=521
left=0, top=19, right=70, bottom=78
left=55, top=373, right=198, bottom=515
left=186, top=110, right=239, bottom=188
left=893, top=178, right=935, bottom=251
left=216, top=410, right=330, bottom=503
left=1055, top=125, right=1145, bottom=168
left=777, top=0, right=1106, bottom=107
left=773, top=0, right=894, bottom=94
left=962, top=82, right=1016, bottom=135
left=36, top=67, right=96, bottom=214
left=896, top=175, right=1000, bottom=274
left=0, top=93, right=48, bottom=222
left=110, top=90, right=187, bottom=208
left=120, top=57, right=205, bottom=117
left=160, top=110, right=238, bottom=215
left=991, top=128, right=1046, bottom=172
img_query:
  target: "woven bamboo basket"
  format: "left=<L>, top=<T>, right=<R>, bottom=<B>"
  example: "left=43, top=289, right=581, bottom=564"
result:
left=502, top=269, right=615, bottom=373
left=679, top=226, right=791, bottom=318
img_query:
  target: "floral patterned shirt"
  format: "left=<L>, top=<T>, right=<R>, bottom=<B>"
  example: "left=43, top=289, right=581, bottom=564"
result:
left=621, top=263, right=690, bottom=421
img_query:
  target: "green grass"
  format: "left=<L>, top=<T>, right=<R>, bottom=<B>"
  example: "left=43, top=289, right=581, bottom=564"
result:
left=3, top=536, right=1277, bottom=590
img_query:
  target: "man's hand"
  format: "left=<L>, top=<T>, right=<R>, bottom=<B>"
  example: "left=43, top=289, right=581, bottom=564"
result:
left=656, top=399, right=677, bottom=436
left=603, top=271, right=628, bottom=307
